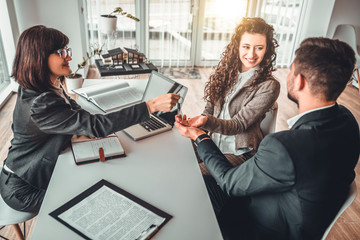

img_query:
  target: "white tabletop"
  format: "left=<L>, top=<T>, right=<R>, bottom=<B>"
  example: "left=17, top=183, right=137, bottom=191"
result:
left=30, top=79, right=223, bottom=240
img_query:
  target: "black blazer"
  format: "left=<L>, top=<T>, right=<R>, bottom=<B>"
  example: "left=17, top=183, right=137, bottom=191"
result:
left=5, top=86, right=150, bottom=190
left=198, top=104, right=360, bottom=239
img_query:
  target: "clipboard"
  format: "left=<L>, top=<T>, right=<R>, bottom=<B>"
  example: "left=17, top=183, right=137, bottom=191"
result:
left=49, top=179, right=172, bottom=240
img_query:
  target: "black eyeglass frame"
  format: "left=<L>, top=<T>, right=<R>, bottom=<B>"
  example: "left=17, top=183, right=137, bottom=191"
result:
left=53, top=48, right=72, bottom=59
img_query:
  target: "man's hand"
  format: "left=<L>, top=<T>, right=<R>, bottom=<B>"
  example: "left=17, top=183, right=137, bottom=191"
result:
left=175, top=114, right=206, bottom=141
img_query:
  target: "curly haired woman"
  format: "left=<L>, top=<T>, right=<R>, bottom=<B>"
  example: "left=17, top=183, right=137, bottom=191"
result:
left=178, top=17, right=280, bottom=174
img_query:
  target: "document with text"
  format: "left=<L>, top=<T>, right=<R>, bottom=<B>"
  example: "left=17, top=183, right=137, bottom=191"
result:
left=49, top=180, right=172, bottom=240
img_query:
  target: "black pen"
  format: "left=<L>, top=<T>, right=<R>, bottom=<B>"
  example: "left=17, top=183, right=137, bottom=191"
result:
left=134, top=224, right=158, bottom=240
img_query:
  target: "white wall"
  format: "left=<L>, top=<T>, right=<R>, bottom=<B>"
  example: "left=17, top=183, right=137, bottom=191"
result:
left=295, top=0, right=336, bottom=50
left=12, top=0, right=88, bottom=76
left=326, top=0, right=360, bottom=40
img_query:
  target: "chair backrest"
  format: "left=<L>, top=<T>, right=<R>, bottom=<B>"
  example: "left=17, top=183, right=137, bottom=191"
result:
left=332, top=24, right=360, bottom=67
left=333, top=24, right=358, bottom=52
left=260, top=102, right=278, bottom=136
left=0, top=166, right=37, bottom=226
left=321, top=181, right=358, bottom=240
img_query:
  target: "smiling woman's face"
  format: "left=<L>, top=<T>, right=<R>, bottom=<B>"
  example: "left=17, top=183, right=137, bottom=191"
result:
left=238, top=32, right=267, bottom=72
left=48, top=47, right=72, bottom=83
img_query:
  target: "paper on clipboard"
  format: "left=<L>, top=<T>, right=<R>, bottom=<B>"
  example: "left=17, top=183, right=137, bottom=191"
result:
left=49, top=180, right=172, bottom=240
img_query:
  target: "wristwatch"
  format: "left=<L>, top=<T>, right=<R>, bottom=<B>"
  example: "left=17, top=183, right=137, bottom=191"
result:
left=194, top=134, right=210, bottom=147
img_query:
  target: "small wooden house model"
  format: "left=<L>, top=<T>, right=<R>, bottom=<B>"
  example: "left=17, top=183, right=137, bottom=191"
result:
left=108, top=47, right=124, bottom=65
left=101, top=53, right=112, bottom=65
left=103, top=47, right=146, bottom=65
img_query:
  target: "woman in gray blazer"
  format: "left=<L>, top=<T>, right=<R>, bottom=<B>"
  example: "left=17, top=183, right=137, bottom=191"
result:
left=180, top=18, right=280, bottom=174
left=0, top=25, right=180, bottom=213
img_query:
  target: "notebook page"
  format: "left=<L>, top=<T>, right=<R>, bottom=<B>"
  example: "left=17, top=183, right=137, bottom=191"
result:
left=91, top=87, right=142, bottom=112
left=74, top=82, right=130, bottom=98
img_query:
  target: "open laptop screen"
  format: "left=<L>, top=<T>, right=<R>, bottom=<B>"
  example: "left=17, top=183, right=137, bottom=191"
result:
left=142, top=71, right=187, bottom=124
left=143, top=71, right=187, bottom=109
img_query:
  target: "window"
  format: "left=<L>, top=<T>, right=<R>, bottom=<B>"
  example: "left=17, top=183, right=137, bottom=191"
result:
left=0, top=30, right=10, bottom=93
left=85, top=0, right=304, bottom=68
left=196, top=0, right=248, bottom=66
left=259, top=0, right=305, bottom=67
left=86, top=0, right=137, bottom=52
left=148, top=0, right=193, bottom=68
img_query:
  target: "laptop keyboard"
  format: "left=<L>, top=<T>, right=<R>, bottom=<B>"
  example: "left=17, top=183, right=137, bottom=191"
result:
left=140, top=116, right=167, bottom=132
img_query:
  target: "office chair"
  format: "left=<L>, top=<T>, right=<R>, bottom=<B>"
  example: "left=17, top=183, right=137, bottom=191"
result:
left=260, top=102, right=278, bottom=136
left=321, top=181, right=358, bottom=240
left=332, top=24, right=360, bottom=93
left=0, top=167, right=37, bottom=240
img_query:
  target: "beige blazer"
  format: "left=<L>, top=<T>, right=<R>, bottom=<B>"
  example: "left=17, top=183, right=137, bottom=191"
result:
left=202, top=75, right=280, bottom=151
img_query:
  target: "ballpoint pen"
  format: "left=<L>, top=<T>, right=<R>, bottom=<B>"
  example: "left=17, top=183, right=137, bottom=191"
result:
left=177, top=95, right=184, bottom=114
left=134, top=224, right=158, bottom=240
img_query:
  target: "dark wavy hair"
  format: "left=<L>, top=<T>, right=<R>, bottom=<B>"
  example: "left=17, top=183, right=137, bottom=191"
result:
left=204, top=17, right=278, bottom=106
left=12, top=25, right=69, bottom=92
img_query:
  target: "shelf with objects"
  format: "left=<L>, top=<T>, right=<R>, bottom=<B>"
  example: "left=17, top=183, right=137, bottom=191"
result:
left=95, top=47, right=158, bottom=77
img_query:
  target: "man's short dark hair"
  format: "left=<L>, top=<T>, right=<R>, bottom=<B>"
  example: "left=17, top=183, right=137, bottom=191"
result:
left=294, top=37, right=355, bottom=101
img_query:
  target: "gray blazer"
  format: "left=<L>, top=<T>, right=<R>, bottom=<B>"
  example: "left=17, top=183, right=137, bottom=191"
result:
left=5, top=86, right=150, bottom=190
left=198, top=104, right=360, bottom=239
left=202, top=75, right=280, bottom=151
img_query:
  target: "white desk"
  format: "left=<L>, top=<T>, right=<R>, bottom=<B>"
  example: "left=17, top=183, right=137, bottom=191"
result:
left=30, top=79, right=223, bottom=240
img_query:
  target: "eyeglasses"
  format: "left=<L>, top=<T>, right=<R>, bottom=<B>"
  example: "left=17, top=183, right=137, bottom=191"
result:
left=53, top=48, right=72, bottom=59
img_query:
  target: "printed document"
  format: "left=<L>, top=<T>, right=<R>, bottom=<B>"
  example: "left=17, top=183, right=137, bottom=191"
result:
left=58, top=186, right=165, bottom=240
left=50, top=180, right=172, bottom=240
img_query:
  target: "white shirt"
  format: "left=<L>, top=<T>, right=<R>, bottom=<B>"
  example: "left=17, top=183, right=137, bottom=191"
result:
left=212, top=67, right=258, bottom=155
left=4, top=164, right=14, bottom=173
left=287, top=104, right=336, bottom=129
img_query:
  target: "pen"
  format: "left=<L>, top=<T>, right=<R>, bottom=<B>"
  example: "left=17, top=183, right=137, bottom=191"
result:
left=134, top=224, right=158, bottom=240
left=99, top=147, right=105, bottom=162
left=177, top=103, right=180, bottom=114
left=176, top=96, right=184, bottom=114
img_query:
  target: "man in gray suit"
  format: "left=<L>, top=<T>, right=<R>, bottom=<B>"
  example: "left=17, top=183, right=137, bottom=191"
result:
left=175, top=37, right=360, bottom=240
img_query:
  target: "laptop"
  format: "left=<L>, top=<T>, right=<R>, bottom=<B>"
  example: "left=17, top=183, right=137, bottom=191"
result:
left=123, top=71, right=188, bottom=141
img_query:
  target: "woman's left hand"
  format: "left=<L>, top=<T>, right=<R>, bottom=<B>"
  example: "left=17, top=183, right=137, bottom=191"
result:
left=174, top=118, right=206, bottom=141
left=175, top=114, right=207, bottom=128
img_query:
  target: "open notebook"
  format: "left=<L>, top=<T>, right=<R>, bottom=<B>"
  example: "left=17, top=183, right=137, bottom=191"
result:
left=123, top=71, right=187, bottom=141
left=71, top=134, right=125, bottom=165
